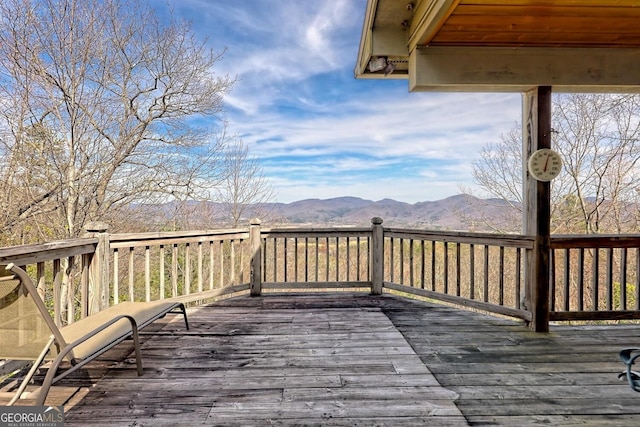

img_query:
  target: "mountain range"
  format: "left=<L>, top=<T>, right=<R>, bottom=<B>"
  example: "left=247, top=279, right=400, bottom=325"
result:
left=232, top=194, right=522, bottom=232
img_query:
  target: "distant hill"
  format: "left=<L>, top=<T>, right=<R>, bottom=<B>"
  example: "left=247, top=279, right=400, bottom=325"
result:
left=201, top=194, right=522, bottom=232
left=133, top=194, right=523, bottom=232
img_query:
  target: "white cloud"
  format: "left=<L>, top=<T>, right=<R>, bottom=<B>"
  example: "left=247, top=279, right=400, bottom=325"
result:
left=155, top=0, right=525, bottom=204
left=232, top=91, right=522, bottom=161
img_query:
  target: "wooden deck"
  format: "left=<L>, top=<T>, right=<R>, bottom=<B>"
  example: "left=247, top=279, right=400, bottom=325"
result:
left=3, top=292, right=640, bottom=425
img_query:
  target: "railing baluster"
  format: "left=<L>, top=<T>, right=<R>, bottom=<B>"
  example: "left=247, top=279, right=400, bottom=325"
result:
left=577, top=248, right=584, bottom=311
left=455, top=243, right=461, bottom=297
left=356, top=237, right=361, bottom=281
left=620, top=247, right=628, bottom=310
left=636, top=247, right=640, bottom=310
left=515, top=247, right=521, bottom=309
left=399, top=238, right=404, bottom=285
left=346, top=237, right=351, bottom=282
left=219, top=240, right=225, bottom=286
left=499, top=246, right=505, bottom=306
left=592, top=248, right=599, bottom=311
left=335, top=237, right=340, bottom=281
left=128, top=247, right=135, bottom=302
left=53, top=259, right=62, bottom=325
left=305, top=237, right=309, bottom=282
left=112, top=250, right=119, bottom=305
left=420, top=240, right=425, bottom=290
left=469, top=243, right=475, bottom=300
left=315, top=237, right=320, bottom=282
left=36, top=262, right=45, bottom=296
left=160, top=245, right=165, bottom=299
left=483, top=245, right=489, bottom=303
left=563, top=248, right=570, bottom=311
left=390, top=237, right=395, bottom=283
left=66, top=255, right=75, bottom=324
left=409, top=239, right=415, bottom=287
left=209, top=240, right=215, bottom=290
left=260, top=239, right=265, bottom=283
left=431, top=241, right=436, bottom=291
left=240, top=238, right=245, bottom=284
left=185, top=243, right=191, bottom=296
left=284, top=238, right=290, bottom=282
left=606, top=247, right=613, bottom=310
left=272, top=238, right=277, bottom=282
left=293, top=237, right=300, bottom=282
left=145, top=245, right=150, bottom=302
left=325, top=237, right=329, bottom=282
left=230, top=240, right=236, bottom=285
left=197, top=241, right=203, bottom=292
left=550, top=249, right=556, bottom=312
left=81, top=254, right=90, bottom=318
left=172, top=244, right=178, bottom=297
left=443, top=242, right=449, bottom=294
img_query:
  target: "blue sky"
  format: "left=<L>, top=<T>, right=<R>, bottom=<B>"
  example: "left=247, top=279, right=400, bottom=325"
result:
left=151, top=0, right=523, bottom=203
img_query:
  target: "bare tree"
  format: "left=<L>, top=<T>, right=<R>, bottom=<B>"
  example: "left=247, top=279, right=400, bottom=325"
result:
left=468, top=93, right=640, bottom=234
left=461, top=126, right=526, bottom=233
left=217, top=138, right=275, bottom=227
left=552, top=94, right=640, bottom=233
left=0, top=0, right=234, bottom=243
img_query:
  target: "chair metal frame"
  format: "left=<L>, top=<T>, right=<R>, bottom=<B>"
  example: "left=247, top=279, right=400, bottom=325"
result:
left=619, top=348, right=640, bottom=392
left=1, top=263, right=188, bottom=406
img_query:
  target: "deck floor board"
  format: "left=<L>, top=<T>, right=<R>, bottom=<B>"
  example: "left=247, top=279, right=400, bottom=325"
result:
left=2, top=292, right=639, bottom=426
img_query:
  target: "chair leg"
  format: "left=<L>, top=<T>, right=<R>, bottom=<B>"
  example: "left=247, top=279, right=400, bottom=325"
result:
left=178, top=303, right=189, bottom=330
left=37, top=346, right=74, bottom=406
left=131, top=325, right=143, bottom=376
left=8, top=338, right=54, bottom=406
left=166, top=303, right=189, bottom=330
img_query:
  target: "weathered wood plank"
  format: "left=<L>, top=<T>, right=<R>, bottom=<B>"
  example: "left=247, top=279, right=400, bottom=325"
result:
left=466, top=415, right=640, bottom=427
left=7, top=292, right=639, bottom=426
left=380, top=293, right=640, bottom=425
left=56, top=294, right=467, bottom=426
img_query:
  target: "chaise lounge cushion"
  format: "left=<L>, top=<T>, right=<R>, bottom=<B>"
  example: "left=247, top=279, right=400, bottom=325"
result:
left=59, top=301, right=184, bottom=361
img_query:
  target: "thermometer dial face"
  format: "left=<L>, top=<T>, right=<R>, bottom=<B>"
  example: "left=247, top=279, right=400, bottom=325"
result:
left=528, top=148, right=562, bottom=181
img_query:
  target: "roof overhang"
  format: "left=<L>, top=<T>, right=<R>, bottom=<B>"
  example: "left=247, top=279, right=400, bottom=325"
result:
left=356, top=0, right=640, bottom=92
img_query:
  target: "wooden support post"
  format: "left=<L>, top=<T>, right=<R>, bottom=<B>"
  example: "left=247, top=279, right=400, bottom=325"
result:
left=523, top=86, right=552, bottom=332
left=371, top=217, right=384, bottom=295
left=249, top=218, right=262, bottom=296
left=84, top=222, right=110, bottom=314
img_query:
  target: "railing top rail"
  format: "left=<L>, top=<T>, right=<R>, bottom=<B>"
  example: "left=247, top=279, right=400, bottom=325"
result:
left=383, top=227, right=535, bottom=248
left=0, top=238, right=98, bottom=265
left=261, top=227, right=372, bottom=238
left=109, top=229, right=250, bottom=248
left=551, top=234, right=640, bottom=249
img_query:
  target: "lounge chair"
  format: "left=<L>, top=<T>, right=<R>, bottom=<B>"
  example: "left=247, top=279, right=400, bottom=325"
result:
left=619, top=348, right=640, bottom=392
left=0, top=263, right=189, bottom=406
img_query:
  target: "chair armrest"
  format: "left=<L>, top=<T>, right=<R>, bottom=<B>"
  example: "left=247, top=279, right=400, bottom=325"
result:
left=620, top=348, right=640, bottom=367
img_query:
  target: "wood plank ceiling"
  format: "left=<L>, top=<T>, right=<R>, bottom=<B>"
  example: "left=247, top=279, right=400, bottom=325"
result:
left=356, top=0, right=640, bottom=91
left=428, top=0, right=640, bottom=48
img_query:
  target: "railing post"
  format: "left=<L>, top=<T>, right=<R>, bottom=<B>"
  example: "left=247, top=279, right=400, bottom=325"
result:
left=84, top=222, right=111, bottom=314
left=523, top=87, right=551, bottom=332
left=371, top=217, right=384, bottom=295
left=249, top=218, right=262, bottom=296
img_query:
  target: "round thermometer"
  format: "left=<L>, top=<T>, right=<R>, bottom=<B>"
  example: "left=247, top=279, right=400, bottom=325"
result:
left=528, top=148, right=562, bottom=181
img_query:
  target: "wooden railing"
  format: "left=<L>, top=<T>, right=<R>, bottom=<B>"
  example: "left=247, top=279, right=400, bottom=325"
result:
left=258, top=225, right=372, bottom=291
left=381, top=227, right=535, bottom=321
left=107, top=227, right=251, bottom=306
left=550, top=235, right=640, bottom=321
left=0, top=238, right=98, bottom=326
left=2, top=218, right=640, bottom=332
